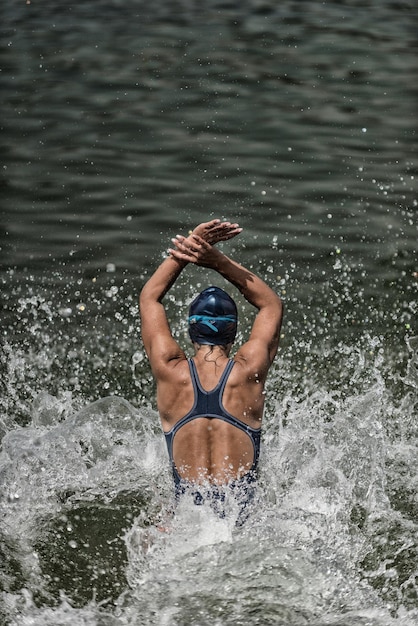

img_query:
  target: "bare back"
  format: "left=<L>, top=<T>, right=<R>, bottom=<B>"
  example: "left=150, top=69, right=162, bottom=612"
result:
left=139, top=221, right=283, bottom=487
left=156, top=350, right=267, bottom=485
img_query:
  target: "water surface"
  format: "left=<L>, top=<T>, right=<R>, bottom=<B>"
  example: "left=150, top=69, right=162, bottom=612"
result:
left=1, top=1, right=417, bottom=624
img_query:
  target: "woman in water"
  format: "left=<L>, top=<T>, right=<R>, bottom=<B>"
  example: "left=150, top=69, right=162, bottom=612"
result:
left=139, top=219, right=283, bottom=525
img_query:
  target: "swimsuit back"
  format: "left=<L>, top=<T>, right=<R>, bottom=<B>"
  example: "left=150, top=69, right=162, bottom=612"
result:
left=164, top=358, right=261, bottom=487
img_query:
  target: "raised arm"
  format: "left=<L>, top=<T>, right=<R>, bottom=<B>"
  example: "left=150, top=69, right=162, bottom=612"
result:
left=139, top=220, right=243, bottom=374
left=139, top=255, right=187, bottom=372
left=169, top=234, right=283, bottom=370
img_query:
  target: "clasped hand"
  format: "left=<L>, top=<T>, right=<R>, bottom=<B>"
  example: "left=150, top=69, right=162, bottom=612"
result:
left=168, top=219, right=241, bottom=265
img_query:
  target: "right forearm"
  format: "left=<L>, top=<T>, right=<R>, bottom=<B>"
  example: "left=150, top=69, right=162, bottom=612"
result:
left=208, top=248, right=280, bottom=311
left=140, top=256, right=187, bottom=306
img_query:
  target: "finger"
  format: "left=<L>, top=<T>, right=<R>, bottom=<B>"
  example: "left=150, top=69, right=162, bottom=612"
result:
left=207, top=221, right=232, bottom=232
left=206, top=222, right=240, bottom=235
left=174, top=234, right=199, bottom=246
left=190, top=234, right=211, bottom=248
left=191, top=219, right=221, bottom=234
left=201, top=219, right=221, bottom=227
left=172, top=235, right=191, bottom=247
left=172, top=236, right=200, bottom=255
left=206, top=226, right=242, bottom=243
left=221, top=226, right=243, bottom=238
left=198, top=226, right=232, bottom=243
left=169, top=248, right=197, bottom=262
left=202, top=220, right=231, bottom=232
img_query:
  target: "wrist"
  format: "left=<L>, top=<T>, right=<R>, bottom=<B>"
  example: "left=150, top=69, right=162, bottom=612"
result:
left=204, top=246, right=225, bottom=269
left=166, top=254, right=188, bottom=271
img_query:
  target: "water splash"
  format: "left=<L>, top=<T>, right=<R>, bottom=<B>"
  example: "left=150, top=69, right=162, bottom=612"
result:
left=1, top=325, right=417, bottom=624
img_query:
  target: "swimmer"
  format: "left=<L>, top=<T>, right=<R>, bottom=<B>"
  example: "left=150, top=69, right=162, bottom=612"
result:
left=139, top=219, right=283, bottom=525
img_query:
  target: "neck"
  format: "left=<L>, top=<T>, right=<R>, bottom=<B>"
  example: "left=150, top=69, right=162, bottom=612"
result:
left=193, top=344, right=230, bottom=359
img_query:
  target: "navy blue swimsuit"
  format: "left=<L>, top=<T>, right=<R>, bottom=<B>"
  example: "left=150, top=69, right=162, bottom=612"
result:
left=164, top=359, right=261, bottom=525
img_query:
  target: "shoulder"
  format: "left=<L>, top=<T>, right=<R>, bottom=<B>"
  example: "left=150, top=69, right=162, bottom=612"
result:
left=151, top=352, right=190, bottom=382
left=232, top=339, right=273, bottom=383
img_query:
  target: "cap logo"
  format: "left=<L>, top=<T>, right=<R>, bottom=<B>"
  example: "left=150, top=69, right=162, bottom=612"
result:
left=188, top=314, right=236, bottom=333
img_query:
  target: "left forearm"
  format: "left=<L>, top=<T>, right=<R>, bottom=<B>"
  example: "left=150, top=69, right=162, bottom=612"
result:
left=140, top=256, right=187, bottom=305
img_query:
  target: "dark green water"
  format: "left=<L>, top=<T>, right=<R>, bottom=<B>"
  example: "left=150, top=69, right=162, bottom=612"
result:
left=1, top=1, right=417, bottom=624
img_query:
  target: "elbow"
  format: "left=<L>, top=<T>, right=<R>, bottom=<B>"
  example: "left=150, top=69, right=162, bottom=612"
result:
left=278, top=297, right=284, bottom=333
left=271, top=291, right=283, bottom=314
left=139, top=282, right=165, bottom=314
left=139, top=284, right=147, bottom=308
left=139, top=282, right=155, bottom=311
left=272, top=292, right=284, bottom=328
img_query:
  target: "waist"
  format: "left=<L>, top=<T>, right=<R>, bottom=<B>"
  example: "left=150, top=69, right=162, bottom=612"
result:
left=174, top=471, right=258, bottom=526
left=175, top=469, right=257, bottom=494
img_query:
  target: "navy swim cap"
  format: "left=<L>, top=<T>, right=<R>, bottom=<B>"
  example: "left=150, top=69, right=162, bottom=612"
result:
left=188, top=286, right=237, bottom=346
